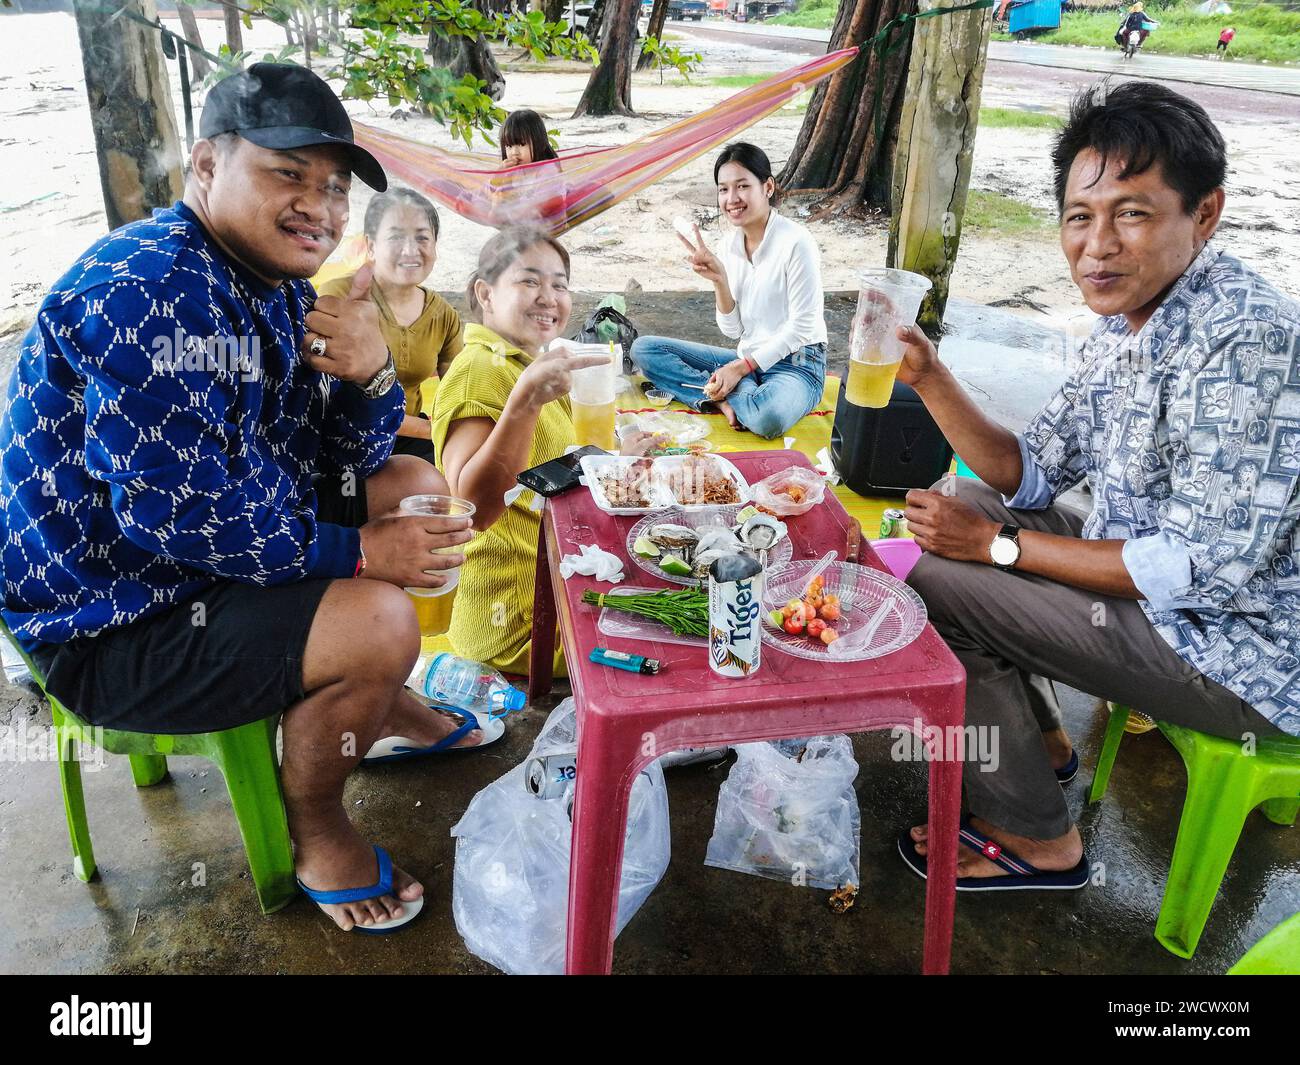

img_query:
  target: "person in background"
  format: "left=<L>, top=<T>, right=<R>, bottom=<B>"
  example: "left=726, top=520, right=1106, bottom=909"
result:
left=432, top=227, right=651, bottom=674
left=1217, top=25, right=1235, bottom=58
left=631, top=142, right=827, bottom=439
left=317, top=188, right=461, bottom=462
left=500, top=109, right=559, bottom=169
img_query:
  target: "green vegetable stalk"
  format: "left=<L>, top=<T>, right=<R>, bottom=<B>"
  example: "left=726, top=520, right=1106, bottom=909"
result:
left=582, top=588, right=710, bottom=638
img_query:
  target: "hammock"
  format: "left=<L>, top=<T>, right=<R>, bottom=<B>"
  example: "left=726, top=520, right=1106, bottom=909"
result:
left=352, top=47, right=863, bottom=236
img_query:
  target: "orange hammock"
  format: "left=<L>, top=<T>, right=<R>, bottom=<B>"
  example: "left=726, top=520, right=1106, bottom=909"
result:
left=352, top=47, right=862, bottom=236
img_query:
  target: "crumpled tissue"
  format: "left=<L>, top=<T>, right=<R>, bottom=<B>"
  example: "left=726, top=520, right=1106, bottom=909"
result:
left=558, top=544, right=625, bottom=583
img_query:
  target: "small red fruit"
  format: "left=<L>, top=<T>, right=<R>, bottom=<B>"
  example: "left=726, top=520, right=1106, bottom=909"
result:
left=806, top=618, right=827, bottom=640
left=820, top=627, right=839, bottom=645
left=783, top=615, right=806, bottom=636
left=819, top=603, right=841, bottom=622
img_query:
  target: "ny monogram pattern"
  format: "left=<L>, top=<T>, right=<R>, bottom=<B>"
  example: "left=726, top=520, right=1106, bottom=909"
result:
left=0, top=203, right=403, bottom=649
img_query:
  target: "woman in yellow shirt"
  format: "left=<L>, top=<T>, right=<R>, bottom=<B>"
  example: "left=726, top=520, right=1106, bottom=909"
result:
left=431, top=227, right=636, bottom=674
left=318, top=188, right=462, bottom=462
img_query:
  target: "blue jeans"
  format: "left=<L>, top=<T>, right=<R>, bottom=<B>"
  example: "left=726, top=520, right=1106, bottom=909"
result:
left=630, top=336, right=826, bottom=440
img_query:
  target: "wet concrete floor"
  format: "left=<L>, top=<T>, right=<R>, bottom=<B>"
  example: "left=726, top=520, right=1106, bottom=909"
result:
left=1, top=292, right=1297, bottom=974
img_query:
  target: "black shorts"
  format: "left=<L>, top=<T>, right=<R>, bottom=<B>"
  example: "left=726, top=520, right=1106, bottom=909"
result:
left=32, top=474, right=368, bottom=735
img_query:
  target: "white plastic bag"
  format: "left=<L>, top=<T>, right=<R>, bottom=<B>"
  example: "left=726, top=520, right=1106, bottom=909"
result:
left=704, top=735, right=860, bottom=890
left=752, top=466, right=826, bottom=516
left=451, top=698, right=671, bottom=975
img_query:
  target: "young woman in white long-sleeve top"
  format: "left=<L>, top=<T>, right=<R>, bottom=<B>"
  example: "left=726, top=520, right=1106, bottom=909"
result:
left=631, top=142, right=828, bottom=439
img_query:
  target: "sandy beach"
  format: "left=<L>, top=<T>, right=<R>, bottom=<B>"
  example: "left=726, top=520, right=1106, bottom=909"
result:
left=2, top=11, right=1298, bottom=343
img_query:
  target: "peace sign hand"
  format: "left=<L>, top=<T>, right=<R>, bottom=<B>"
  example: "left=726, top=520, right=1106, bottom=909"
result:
left=677, top=224, right=726, bottom=286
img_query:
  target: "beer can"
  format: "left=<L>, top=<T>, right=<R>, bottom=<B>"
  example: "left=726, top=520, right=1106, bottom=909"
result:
left=525, top=753, right=576, bottom=800
left=880, top=507, right=907, bottom=539
left=707, top=554, right=764, bottom=679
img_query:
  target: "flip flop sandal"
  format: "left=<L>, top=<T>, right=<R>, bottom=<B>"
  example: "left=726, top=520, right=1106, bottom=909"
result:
left=362, top=700, right=505, bottom=765
left=896, top=817, right=1089, bottom=893
left=1055, top=749, right=1079, bottom=786
left=297, top=845, right=424, bottom=934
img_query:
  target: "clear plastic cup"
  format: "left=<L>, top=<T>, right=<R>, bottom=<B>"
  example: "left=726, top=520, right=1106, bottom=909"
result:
left=845, top=268, right=933, bottom=409
left=399, top=495, right=476, bottom=615
left=564, top=342, right=620, bottom=451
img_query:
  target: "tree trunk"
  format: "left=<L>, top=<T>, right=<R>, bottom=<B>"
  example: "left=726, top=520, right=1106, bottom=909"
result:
left=453, top=35, right=506, bottom=100
left=779, top=0, right=915, bottom=216
left=329, top=0, right=339, bottom=34
left=586, top=0, right=609, bottom=43
left=220, top=0, right=243, bottom=53
left=72, top=0, right=184, bottom=230
left=573, top=0, right=639, bottom=116
left=284, top=19, right=298, bottom=47
left=304, top=6, right=319, bottom=56
left=428, top=28, right=458, bottom=63
left=887, top=0, right=992, bottom=336
left=543, top=0, right=565, bottom=20
left=636, top=0, right=669, bottom=71
left=176, top=4, right=211, bottom=82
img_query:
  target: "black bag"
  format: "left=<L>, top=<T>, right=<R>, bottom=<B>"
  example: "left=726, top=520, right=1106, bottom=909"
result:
left=575, top=305, right=638, bottom=373
left=830, top=379, right=954, bottom=496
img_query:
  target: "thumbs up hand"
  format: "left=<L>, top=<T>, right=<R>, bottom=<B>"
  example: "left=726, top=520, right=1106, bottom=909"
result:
left=304, top=263, right=388, bottom=385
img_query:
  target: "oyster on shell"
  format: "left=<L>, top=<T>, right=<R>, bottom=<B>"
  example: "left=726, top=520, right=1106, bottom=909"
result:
left=647, top=524, right=699, bottom=552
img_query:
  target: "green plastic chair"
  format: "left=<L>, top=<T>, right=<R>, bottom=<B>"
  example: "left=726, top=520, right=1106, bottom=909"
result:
left=1, top=622, right=296, bottom=915
left=1228, top=912, right=1300, bottom=975
left=1090, top=703, right=1300, bottom=959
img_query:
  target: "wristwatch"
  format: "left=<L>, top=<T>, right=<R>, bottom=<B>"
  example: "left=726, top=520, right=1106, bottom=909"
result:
left=990, top=523, right=1022, bottom=570
left=355, top=352, right=398, bottom=400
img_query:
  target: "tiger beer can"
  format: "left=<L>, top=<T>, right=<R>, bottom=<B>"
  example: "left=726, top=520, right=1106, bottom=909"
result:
left=707, top=554, right=764, bottom=679
left=525, top=753, right=577, bottom=800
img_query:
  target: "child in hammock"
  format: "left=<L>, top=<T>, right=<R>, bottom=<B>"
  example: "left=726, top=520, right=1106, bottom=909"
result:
left=631, top=142, right=828, bottom=439
left=499, top=110, right=559, bottom=168
left=488, top=110, right=567, bottom=228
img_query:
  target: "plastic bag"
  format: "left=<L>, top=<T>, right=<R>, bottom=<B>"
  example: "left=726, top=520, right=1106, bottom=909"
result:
left=705, top=735, right=860, bottom=890
left=451, top=698, right=671, bottom=975
left=752, top=466, right=827, bottom=517
left=574, top=295, right=638, bottom=374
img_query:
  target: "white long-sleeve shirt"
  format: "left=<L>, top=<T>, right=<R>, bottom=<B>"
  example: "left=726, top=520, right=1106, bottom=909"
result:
left=714, top=210, right=828, bottom=372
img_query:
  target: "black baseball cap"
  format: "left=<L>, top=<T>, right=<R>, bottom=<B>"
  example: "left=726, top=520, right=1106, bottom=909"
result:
left=200, top=63, right=387, bottom=192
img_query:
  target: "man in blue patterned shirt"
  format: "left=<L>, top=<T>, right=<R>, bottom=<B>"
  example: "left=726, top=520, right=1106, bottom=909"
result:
left=892, top=82, right=1299, bottom=891
left=0, top=65, right=492, bottom=933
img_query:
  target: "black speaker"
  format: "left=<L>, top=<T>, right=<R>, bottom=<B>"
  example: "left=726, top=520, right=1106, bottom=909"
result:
left=830, top=378, right=954, bottom=496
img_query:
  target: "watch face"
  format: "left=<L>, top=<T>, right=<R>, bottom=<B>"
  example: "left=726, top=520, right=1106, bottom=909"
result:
left=990, top=536, right=1019, bottom=567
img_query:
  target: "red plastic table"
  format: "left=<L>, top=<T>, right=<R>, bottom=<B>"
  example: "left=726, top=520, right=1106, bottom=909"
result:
left=527, top=450, right=966, bottom=975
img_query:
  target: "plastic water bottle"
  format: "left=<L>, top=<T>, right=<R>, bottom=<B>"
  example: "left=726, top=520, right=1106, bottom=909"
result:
left=412, top=653, right=527, bottom=717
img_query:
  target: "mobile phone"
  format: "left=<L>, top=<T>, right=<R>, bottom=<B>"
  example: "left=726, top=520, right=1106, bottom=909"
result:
left=517, top=445, right=611, bottom=497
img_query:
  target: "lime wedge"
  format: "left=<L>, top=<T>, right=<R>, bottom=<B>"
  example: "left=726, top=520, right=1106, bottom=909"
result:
left=659, top=554, right=692, bottom=577
left=632, top=536, right=660, bottom=558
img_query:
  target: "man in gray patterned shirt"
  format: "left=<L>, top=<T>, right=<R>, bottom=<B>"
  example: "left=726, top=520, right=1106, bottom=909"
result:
left=892, top=81, right=1299, bottom=891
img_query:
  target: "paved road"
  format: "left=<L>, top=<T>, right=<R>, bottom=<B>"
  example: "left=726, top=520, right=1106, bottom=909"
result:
left=671, top=18, right=1300, bottom=96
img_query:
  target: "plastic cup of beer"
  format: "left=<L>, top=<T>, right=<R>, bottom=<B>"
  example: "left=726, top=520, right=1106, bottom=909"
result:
left=399, top=494, right=475, bottom=637
left=565, top=343, right=619, bottom=451
left=845, top=268, right=933, bottom=409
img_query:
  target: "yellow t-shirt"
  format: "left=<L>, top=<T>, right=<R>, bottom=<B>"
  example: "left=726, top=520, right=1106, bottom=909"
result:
left=317, top=273, right=463, bottom=417
left=430, top=323, right=573, bottom=675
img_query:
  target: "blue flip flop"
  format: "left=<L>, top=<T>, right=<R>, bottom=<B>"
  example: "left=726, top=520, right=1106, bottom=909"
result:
left=1055, top=749, right=1079, bottom=786
left=362, top=703, right=505, bottom=765
left=897, top=817, right=1089, bottom=892
left=297, top=845, right=424, bottom=934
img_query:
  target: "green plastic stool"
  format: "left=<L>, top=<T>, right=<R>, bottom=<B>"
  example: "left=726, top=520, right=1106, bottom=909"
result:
left=1228, top=912, right=1300, bottom=975
left=1089, top=703, right=1300, bottom=959
left=2, top=623, right=296, bottom=915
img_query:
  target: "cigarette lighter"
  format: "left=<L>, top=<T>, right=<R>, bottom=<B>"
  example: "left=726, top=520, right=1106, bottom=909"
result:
left=589, top=647, right=660, bottom=675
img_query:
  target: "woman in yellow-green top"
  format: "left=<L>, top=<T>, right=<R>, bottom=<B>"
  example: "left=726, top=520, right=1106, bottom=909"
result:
left=318, top=188, right=462, bottom=462
left=431, top=226, right=645, bottom=675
